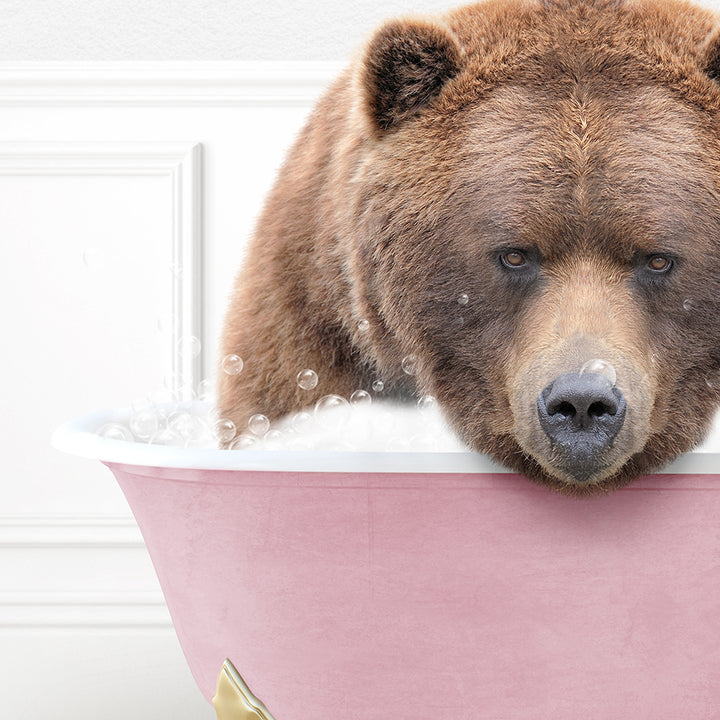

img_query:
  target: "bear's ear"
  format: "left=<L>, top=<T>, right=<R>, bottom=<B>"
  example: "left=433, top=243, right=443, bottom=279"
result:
left=359, top=18, right=463, bottom=135
left=699, top=26, right=720, bottom=82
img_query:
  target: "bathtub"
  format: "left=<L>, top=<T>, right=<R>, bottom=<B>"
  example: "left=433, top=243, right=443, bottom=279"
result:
left=53, top=406, right=720, bottom=719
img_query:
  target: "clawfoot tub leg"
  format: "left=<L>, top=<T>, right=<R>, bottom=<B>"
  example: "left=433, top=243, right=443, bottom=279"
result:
left=212, top=659, right=277, bottom=720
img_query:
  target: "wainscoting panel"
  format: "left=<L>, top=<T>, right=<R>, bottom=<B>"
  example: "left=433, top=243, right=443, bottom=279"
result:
left=0, top=61, right=340, bottom=720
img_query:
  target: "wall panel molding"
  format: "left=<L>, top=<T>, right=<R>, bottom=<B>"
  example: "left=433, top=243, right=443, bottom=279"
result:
left=0, top=515, right=141, bottom=548
left=0, top=61, right=342, bottom=106
left=0, top=140, right=203, bottom=393
left=0, top=61, right=315, bottom=716
left=0, top=592, right=170, bottom=628
left=0, top=516, right=170, bottom=628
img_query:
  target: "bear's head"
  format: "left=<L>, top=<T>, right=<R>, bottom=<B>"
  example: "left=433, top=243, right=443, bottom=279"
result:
left=344, top=0, right=720, bottom=494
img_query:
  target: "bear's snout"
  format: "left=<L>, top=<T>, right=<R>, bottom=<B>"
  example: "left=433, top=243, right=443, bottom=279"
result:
left=537, top=372, right=627, bottom=482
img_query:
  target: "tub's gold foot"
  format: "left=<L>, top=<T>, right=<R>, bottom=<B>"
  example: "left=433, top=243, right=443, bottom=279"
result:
left=212, top=659, right=276, bottom=720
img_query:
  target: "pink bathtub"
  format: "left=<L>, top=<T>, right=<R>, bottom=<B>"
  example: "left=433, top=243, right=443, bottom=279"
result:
left=53, top=407, right=720, bottom=718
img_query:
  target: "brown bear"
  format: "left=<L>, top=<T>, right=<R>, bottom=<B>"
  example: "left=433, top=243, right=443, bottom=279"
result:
left=218, top=0, right=720, bottom=495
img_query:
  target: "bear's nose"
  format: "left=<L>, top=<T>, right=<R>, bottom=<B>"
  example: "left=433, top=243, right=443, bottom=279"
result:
left=536, top=372, right=627, bottom=482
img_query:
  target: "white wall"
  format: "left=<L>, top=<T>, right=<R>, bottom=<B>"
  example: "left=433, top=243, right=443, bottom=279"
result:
left=0, top=0, right=463, bottom=61
left=2, top=0, right=720, bottom=62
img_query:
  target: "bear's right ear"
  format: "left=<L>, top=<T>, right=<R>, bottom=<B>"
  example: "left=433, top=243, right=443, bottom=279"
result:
left=359, top=18, right=464, bottom=135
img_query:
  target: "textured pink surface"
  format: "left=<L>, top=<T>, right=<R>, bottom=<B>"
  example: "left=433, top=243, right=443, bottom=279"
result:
left=107, top=463, right=720, bottom=719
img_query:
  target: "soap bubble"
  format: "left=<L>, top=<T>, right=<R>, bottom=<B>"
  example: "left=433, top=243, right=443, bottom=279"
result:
left=579, top=358, right=617, bottom=386
left=262, top=429, right=285, bottom=450
left=98, top=423, right=133, bottom=441
left=131, top=396, right=153, bottom=414
left=248, top=413, right=270, bottom=436
left=350, top=389, right=372, bottom=406
left=229, top=434, right=259, bottom=450
left=357, top=319, right=370, bottom=332
left=222, top=354, right=244, bottom=375
left=417, top=395, right=437, bottom=410
left=177, top=335, right=202, bottom=359
left=174, top=382, right=196, bottom=403
left=296, top=369, right=318, bottom=390
left=683, top=298, right=695, bottom=312
left=183, top=420, right=214, bottom=448
left=148, top=386, right=175, bottom=406
left=168, top=412, right=200, bottom=440
left=291, top=411, right=313, bottom=433
left=205, top=412, right=219, bottom=431
left=197, top=378, right=215, bottom=402
left=212, top=418, right=237, bottom=443
left=149, top=428, right=183, bottom=446
left=315, top=394, right=350, bottom=413
left=130, top=409, right=160, bottom=441
left=372, top=380, right=385, bottom=392
left=457, top=293, right=469, bottom=305
left=314, top=395, right=351, bottom=429
left=401, top=354, right=418, bottom=376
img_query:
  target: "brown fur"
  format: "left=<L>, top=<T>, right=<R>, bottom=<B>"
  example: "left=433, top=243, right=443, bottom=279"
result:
left=219, top=0, right=720, bottom=496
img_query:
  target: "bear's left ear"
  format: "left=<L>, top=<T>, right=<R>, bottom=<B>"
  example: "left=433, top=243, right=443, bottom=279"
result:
left=699, top=25, right=720, bottom=82
left=359, top=18, right=464, bottom=135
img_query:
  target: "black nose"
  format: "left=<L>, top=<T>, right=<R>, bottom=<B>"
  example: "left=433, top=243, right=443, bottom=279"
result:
left=536, top=372, right=627, bottom=481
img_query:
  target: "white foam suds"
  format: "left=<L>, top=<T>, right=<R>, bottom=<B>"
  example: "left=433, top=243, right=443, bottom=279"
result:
left=98, top=399, right=469, bottom=453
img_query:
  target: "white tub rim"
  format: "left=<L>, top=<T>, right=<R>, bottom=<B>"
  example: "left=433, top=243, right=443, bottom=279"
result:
left=51, top=405, right=720, bottom=475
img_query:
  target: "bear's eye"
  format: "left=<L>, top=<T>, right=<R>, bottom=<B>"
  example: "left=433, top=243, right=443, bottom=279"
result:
left=501, top=250, right=527, bottom=268
left=646, top=255, right=673, bottom=273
